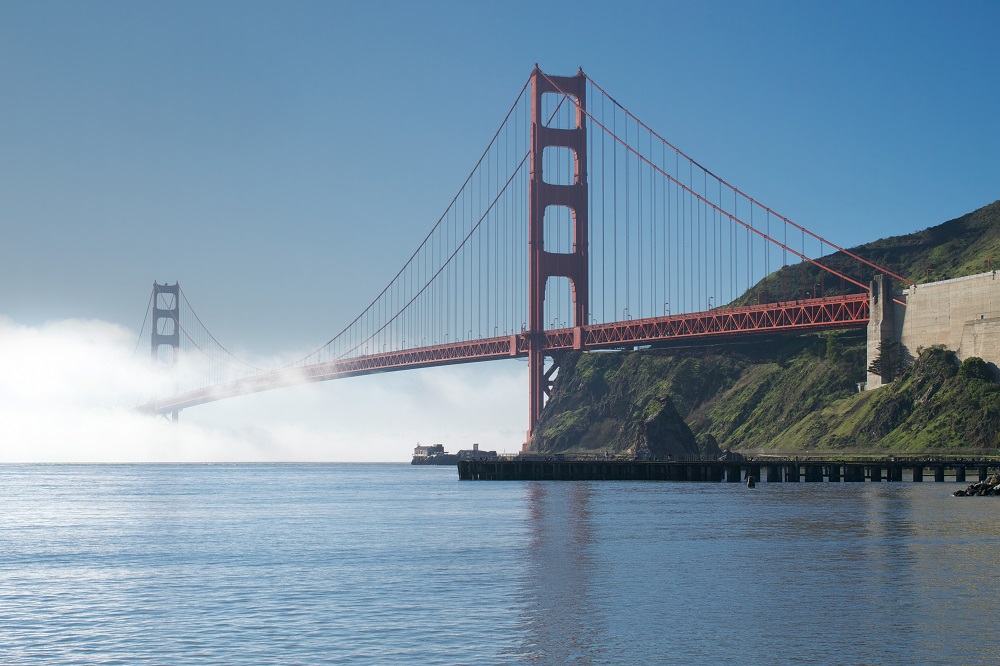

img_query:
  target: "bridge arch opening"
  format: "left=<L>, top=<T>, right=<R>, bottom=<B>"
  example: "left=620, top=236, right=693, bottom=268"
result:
left=543, top=276, right=576, bottom=331
left=541, top=146, right=579, bottom=186
left=153, top=346, right=177, bottom=365
left=541, top=92, right=581, bottom=130
left=543, top=205, right=578, bottom=254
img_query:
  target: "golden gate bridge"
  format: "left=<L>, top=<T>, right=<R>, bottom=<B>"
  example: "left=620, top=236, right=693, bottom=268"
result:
left=136, top=67, right=910, bottom=443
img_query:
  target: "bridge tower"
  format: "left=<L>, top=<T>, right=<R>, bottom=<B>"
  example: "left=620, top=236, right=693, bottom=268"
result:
left=527, top=67, right=589, bottom=445
left=151, top=282, right=180, bottom=421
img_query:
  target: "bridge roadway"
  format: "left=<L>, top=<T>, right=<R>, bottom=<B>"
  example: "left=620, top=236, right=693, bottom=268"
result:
left=142, top=293, right=869, bottom=415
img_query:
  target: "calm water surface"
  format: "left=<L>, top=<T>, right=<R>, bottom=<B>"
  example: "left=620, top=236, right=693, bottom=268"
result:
left=1, top=464, right=998, bottom=664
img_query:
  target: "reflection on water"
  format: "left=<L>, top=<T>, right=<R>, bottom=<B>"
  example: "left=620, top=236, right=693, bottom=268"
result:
left=519, top=482, right=602, bottom=663
left=514, top=481, right=1000, bottom=664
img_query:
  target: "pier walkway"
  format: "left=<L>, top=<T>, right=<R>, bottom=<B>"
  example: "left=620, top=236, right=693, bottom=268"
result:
left=458, top=457, right=1000, bottom=483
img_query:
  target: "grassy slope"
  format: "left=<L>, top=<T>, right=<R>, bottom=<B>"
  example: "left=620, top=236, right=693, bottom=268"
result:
left=532, top=330, right=869, bottom=454
left=532, top=200, right=1000, bottom=455
left=733, top=199, right=1000, bottom=305
left=780, top=347, right=1000, bottom=452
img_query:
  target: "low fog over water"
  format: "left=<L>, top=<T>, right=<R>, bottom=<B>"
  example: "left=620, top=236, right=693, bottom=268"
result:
left=0, top=316, right=527, bottom=462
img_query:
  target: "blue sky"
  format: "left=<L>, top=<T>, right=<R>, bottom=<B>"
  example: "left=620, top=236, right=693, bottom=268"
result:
left=2, top=0, right=999, bottom=460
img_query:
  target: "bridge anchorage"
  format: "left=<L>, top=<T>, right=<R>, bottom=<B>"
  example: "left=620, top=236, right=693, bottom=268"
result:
left=137, top=66, right=911, bottom=446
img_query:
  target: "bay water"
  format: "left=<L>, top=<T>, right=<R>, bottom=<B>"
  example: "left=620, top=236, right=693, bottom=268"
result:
left=1, top=464, right=998, bottom=664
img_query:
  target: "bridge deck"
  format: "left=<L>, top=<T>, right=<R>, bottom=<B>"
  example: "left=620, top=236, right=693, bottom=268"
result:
left=143, top=293, right=869, bottom=415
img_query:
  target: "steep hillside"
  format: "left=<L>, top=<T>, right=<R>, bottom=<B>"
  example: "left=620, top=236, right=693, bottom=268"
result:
left=734, top=199, right=1000, bottom=305
left=780, top=347, right=1000, bottom=452
left=530, top=330, right=868, bottom=455
left=530, top=199, right=1000, bottom=455
left=532, top=335, right=1000, bottom=455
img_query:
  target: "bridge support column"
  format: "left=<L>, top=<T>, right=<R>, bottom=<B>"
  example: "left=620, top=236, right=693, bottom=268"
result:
left=526, top=67, right=589, bottom=447
left=151, top=282, right=181, bottom=421
left=867, top=274, right=898, bottom=389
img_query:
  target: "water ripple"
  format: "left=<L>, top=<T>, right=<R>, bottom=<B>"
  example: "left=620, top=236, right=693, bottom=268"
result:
left=1, top=465, right=999, bottom=664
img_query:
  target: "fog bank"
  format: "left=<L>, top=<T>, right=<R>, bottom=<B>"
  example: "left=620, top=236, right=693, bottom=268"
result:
left=0, top=317, right=526, bottom=462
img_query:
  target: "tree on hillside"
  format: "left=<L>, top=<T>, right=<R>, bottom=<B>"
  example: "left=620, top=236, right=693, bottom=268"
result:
left=868, top=338, right=904, bottom=381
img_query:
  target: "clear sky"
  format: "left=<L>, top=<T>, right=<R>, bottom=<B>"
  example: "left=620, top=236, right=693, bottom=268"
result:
left=2, top=0, right=999, bottom=461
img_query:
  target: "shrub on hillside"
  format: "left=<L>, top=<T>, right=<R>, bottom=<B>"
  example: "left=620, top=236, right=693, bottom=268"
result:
left=959, top=356, right=994, bottom=382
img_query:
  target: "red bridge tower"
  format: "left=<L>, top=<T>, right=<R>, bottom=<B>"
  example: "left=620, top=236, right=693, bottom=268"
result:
left=527, top=67, right=589, bottom=446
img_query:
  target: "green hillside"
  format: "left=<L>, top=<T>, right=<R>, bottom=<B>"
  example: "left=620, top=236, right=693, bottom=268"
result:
left=734, top=199, right=1000, bottom=305
left=530, top=199, right=1000, bottom=456
left=780, top=347, right=1000, bottom=452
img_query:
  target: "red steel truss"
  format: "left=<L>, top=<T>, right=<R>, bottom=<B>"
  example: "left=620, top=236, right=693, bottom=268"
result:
left=145, top=293, right=869, bottom=415
left=569, top=293, right=869, bottom=350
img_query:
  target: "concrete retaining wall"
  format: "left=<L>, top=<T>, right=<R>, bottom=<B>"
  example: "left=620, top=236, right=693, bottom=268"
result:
left=867, top=271, right=1000, bottom=388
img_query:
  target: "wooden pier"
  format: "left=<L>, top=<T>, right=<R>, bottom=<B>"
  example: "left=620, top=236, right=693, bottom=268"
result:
left=457, top=457, right=999, bottom=483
